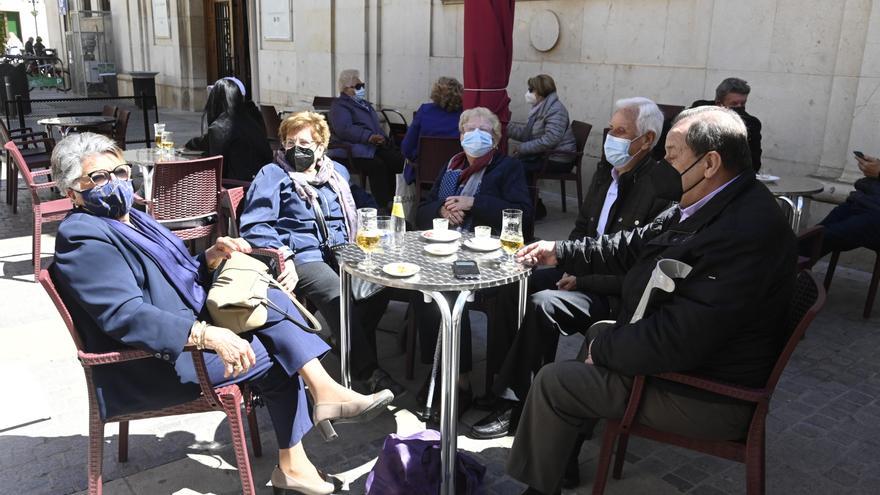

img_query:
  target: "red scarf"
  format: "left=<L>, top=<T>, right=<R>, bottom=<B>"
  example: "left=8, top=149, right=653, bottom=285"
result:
left=447, top=149, right=496, bottom=185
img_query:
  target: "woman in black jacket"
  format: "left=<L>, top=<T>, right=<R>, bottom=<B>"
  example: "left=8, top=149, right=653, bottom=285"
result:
left=185, top=78, right=273, bottom=182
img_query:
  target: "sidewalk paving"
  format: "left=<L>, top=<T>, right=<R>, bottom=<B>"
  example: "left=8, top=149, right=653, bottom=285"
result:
left=1, top=106, right=879, bottom=494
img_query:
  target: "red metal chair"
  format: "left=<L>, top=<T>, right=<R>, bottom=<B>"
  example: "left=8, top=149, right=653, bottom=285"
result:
left=147, top=155, right=223, bottom=242
left=2, top=118, right=55, bottom=213
left=824, top=247, right=880, bottom=319
left=592, top=270, right=826, bottom=495
left=415, top=136, right=463, bottom=204
left=4, top=141, right=73, bottom=280
left=38, top=267, right=262, bottom=495
left=534, top=120, right=592, bottom=212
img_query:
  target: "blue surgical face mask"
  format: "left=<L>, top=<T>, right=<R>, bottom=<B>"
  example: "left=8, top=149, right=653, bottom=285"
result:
left=78, top=177, right=134, bottom=218
left=460, top=129, right=494, bottom=158
left=604, top=133, right=637, bottom=168
left=354, top=86, right=367, bottom=100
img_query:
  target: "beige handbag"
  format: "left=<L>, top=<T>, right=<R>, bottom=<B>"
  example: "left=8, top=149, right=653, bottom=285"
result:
left=206, top=251, right=321, bottom=334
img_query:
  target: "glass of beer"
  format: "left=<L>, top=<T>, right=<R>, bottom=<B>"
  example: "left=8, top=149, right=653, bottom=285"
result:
left=499, top=209, right=524, bottom=268
left=161, top=131, right=175, bottom=155
left=355, top=207, right=380, bottom=269
left=153, top=123, right=165, bottom=147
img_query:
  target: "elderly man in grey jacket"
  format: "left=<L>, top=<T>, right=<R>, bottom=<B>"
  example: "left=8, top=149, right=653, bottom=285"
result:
left=509, top=74, right=577, bottom=217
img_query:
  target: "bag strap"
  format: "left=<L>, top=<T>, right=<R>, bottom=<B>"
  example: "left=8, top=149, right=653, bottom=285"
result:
left=262, top=274, right=323, bottom=334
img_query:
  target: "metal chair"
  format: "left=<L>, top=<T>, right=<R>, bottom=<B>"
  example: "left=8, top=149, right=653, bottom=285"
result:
left=415, top=136, right=463, bottom=204
left=110, top=109, right=131, bottom=150
left=380, top=108, right=408, bottom=146
left=533, top=120, right=592, bottom=212
left=312, top=96, right=336, bottom=114
left=824, top=248, right=880, bottom=319
left=2, top=118, right=55, bottom=213
left=592, top=270, right=826, bottom=495
left=38, top=267, right=262, bottom=495
left=4, top=141, right=72, bottom=280
left=147, top=155, right=223, bottom=242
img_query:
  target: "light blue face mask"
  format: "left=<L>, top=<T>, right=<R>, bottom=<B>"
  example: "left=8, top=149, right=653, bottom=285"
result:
left=604, top=133, right=647, bottom=168
left=354, top=86, right=367, bottom=100
left=460, top=129, right=494, bottom=158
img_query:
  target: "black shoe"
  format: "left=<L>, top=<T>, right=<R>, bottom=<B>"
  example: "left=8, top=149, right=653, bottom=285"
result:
left=366, top=368, right=407, bottom=400
left=469, top=402, right=518, bottom=439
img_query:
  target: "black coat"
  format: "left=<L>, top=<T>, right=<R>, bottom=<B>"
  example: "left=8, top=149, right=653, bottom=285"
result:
left=691, top=100, right=763, bottom=172
left=556, top=173, right=797, bottom=392
left=186, top=103, right=272, bottom=182
left=568, top=155, right=681, bottom=304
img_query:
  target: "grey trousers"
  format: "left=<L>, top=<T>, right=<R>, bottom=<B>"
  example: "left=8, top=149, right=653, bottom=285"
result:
left=506, top=360, right=755, bottom=494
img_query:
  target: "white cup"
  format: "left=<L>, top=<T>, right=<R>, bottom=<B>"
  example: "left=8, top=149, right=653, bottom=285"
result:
left=433, top=218, right=448, bottom=232
left=474, top=226, right=491, bottom=239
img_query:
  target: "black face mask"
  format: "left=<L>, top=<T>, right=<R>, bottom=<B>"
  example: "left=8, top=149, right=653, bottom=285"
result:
left=729, top=105, right=747, bottom=116
left=286, top=145, right=316, bottom=172
left=679, top=153, right=708, bottom=195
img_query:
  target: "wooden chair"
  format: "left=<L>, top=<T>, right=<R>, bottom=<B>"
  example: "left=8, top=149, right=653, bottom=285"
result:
left=592, top=270, right=826, bottom=495
left=415, top=136, right=463, bottom=204
left=534, top=120, right=592, bottom=212
left=4, top=141, right=72, bottom=280
left=101, top=105, right=118, bottom=118
left=824, top=248, right=880, bottom=319
left=259, top=104, right=283, bottom=149
left=38, top=267, right=263, bottom=495
left=110, top=109, right=131, bottom=150
left=2, top=118, right=55, bottom=213
left=147, top=155, right=223, bottom=242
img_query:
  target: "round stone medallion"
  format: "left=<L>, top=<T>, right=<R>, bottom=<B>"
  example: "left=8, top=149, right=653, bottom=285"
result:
left=530, top=10, right=560, bottom=52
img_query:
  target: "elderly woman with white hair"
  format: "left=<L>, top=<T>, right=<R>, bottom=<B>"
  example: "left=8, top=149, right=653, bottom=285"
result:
left=413, top=106, right=533, bottom=417
left=49, top=132, right=393, bottom=495
left=327, top=69, right=404, bottom=210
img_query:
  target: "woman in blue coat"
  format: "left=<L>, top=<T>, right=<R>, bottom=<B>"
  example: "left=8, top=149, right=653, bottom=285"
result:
left=400, top=77, right=463, bottom=163
left=50, top=132, right=392, bottom=495
left=240, top=111, right=405, bottom=398
left=414, top=107, right=534, bottom=415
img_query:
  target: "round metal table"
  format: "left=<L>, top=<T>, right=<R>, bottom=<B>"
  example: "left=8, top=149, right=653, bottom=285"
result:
left=37, top=116, right=116, bottom=138
left=763, top=176, right=824, bottom=231
left=336, top=231, right=531, bottom=495
left=123, top=148, right=203, bottom=199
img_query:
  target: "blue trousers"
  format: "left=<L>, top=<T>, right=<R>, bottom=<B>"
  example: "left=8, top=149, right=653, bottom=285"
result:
left=181, top=288, right=330, bottom=448
left=819, top=199, right=880, bottom=256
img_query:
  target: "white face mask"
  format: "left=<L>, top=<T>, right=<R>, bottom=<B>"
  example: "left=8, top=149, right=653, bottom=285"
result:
left=525, top=91, right=537, bottom=106
left=603, top=134, right=639, bottom=168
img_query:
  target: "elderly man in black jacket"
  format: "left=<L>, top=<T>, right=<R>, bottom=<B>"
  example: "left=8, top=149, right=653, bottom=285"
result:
left=507, top=106, right=797, bottom=495
left=470, top=97, right=681, bottom=440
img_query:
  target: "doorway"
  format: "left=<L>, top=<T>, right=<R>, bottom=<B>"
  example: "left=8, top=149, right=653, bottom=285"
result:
left=203, top=0, right=251, bottom=95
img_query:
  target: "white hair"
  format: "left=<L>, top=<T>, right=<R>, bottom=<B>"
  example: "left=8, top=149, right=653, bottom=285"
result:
left=50, top=132, right=122, bottom=193
left=613, top=97, right=664, bottom=148
left=337, top=69, right=360, bottom=93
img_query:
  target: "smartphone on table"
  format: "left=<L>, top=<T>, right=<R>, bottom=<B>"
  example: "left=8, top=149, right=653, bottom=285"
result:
left=452, top=260, right=480, bottom=280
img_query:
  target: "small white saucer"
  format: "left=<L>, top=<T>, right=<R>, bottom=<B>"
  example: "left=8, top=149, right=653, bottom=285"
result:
left=464, top=238, right=501, bottom=252
left=424, top=243, right=459, bottom=256
left=382, top=262, right=420, bottom=277
left=421, top=230, right=462, bottom=242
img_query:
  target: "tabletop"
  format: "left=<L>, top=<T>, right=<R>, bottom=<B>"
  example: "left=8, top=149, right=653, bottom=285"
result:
left=336, top=231, right=532, bottom=292
left=37, top=116, right=116, bottom=127
left=123, top=148, right=204, bottom=166
left=763, top=175, right=824, bottom=196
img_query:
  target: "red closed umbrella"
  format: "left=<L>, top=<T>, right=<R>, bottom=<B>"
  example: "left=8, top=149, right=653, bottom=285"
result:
left=462, top=0, right=515, bottom=151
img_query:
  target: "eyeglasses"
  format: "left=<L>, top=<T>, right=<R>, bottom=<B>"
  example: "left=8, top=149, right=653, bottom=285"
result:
left=73, top=164, right=132, bottom=191
left=283, top=139, right=317, bottom=150
left=348, top=83, right=365, bottom=90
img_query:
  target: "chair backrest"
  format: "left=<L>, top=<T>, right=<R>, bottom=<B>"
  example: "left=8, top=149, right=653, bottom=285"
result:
left=764, top=270, right=826, bottom=393
left=652, top=104, right=685, bottom=161
left=570, top=121, right=592, bottom=166
left=112, top=109, right=130, bottom=149
left=148, top=155, right=223, bottom=224
left=312, top=96, right=336, bottom=112
left=0, top=119, right=13, bottom=145
left=657, top=103, right=685, bottom=122
left=259, top=104, right=282, bottom=140
left=4, top=140, right=44, bottom=204
left=219, top=186, right=247, bottom=237
left=380, top=108, right=408, bottom=145
left=101, top=105, right=118, bottom=118
left=38, top=267, right=86, bottom=352
left=416, top=136, right=462, bottom=201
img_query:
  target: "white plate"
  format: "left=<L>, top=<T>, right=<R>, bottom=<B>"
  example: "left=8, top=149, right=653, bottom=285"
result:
left=424, top=243, right=459, bottom=256
left=421, top=229, right=462, bottom=242
left=382, top=262, right=420, bottom=277
left=756, top=174, right=780, bottom=183
left=464, top=237, right=501, bottom=252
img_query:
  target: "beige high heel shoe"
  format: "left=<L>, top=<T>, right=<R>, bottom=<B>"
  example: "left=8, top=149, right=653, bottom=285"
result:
left=270, top=466, right=336, bottom=495
left=312, top=389, right=394, bottom=441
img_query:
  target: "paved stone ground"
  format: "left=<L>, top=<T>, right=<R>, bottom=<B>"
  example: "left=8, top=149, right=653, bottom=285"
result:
left=1, top=106, right=879, bottom=494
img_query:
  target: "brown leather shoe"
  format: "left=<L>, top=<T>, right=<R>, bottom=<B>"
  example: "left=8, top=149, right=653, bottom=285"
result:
left=312, top=389, right=395, bottom=441
left=270, top=466, right=335, bottom=495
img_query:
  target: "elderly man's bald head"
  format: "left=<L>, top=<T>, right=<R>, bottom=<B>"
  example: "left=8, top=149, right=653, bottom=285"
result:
left=672, top=106, right=752, bottom=173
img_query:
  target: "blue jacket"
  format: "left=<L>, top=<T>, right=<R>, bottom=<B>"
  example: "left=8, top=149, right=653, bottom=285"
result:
left=327, top=93, right=387, bottom=159
left=400, top=103, right=462, bottom=161
left=51, top=212, right=211, bottom=420
left=416, top=153, right=534, bottom=233
left=240, top=162, right=351, bottom=266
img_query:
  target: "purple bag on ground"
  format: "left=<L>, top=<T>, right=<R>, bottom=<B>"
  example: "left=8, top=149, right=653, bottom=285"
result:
left=365, top=429, right=486, bottom=495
